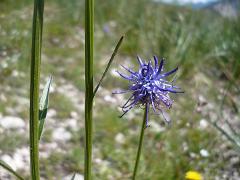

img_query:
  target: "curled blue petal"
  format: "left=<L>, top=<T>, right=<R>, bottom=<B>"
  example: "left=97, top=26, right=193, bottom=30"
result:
left=156, top=58, right=165, bottom=77
left=162, top=67, right=178, bottom=77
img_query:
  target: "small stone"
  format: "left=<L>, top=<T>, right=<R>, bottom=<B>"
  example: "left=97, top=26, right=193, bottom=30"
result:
left=149, top=121, right=165, bottom=133
left=12, top=70, right=19, bottom=77
left=190, top=152, right=197, bottom=158
left=104, top=95, right=116, bottom=103
left=47, top=109, right=57, bottom=118
left=110, top=69, right=119, bottom=77
left=182, top=142, right=189, bottom=152
left=0, top=116, right=25, bottom=129
left=125, top=111, right=135, bottom=120
left=199, top=119, right=208, bottom=129
left=200, top=149, right=209, bottom=157
left=94, top=158, right=103, bottom=164
left=52, top=127, right=71, bottom=142
left=230, top=157, right=240, bottom=165
left=115, top=133, right=125, bottom=144
left=66, top=118, right=78, bottom=131
left=70, top=111, right=78, bottom=118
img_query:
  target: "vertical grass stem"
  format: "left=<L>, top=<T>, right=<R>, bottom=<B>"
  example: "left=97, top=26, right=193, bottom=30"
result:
left=85, top=0, right=94, bottom=179
left=30, top=0, right=44, bottom=179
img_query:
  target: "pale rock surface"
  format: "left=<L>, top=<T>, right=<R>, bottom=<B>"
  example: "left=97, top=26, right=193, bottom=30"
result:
left=199, top=119, right=208, bottom=129
left=52, top=127, right=71, bottom=141
left=115, top=133, right=126, bottom=144
left=0, top=116, right=25, bottom=129
left=200, top=149, right=209, bottom=157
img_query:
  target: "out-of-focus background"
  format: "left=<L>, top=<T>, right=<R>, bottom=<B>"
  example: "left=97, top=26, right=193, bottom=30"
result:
left=0, top=0, right=239, bottom=179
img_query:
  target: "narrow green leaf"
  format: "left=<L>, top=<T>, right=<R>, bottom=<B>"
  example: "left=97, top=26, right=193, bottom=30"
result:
left=212, top=121, right=240, bottom=148
left=93, top=36, right=124, bottom=98
left=0, top=160, right=25, bottom=180
left=71, top=173, right=76, bottom=180
left=38, top=76, right=52, bottom=140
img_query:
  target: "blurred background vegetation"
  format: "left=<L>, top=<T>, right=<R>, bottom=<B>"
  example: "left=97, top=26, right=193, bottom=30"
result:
left=0, top=0, right=239, bottom=179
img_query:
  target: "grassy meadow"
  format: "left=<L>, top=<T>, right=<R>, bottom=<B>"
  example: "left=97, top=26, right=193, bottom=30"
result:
left=0, top=0, right=240, bottom=179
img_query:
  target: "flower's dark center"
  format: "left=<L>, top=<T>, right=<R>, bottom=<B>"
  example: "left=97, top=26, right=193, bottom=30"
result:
left=141, top=68, right=148, bottom=77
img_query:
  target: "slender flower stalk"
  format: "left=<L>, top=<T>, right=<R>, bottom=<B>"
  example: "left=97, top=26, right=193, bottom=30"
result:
left=84, top=0, right=94, bottom=179
left=132, top=104, right=148, bottom=180
left=29, top=0, right=44, bottom=179
left=114, top=56, right=183, bottom=178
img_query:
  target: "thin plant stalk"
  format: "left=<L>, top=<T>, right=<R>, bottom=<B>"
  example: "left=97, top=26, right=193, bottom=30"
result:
left=84, top=0, right=94, bottom=179
left=30, top=0, right=44, bottom=179
left=0, top=160, right=24, bottom=180
left=93, top=36, right=123, bottom=98
left=132, top=104, right=148, bottom=180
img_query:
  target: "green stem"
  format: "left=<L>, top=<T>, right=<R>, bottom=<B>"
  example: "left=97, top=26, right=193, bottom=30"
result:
left=85, top=0, right=94, bottom=179
left=132, top=104, right=148, bottom=180
left=30, top=0, right=44, bottom=179
left=0, top=160, right=25, bottom=180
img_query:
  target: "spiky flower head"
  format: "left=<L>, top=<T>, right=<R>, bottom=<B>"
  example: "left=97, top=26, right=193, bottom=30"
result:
left=114, top=56, right=183, bottom=127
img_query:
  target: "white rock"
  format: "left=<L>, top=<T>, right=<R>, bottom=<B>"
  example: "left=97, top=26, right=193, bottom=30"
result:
left=40, top=142, right=59, bottom=158
left=200, top=149, right=209, bottom=157
left=115, top=133, right=125, bottom=144
left=149, top=121, right=165, bottom=133
left=15, top=147, right=30, bottom=163
left=182, top=142, right=189, bottom=152
left=199, top=119, right=208, bottom=129
left=47, top=109, right=57, bottom=118
left=4, top=147, right=30, bottom=170
left=0, top=94, right=7, bottom=102
left=190, top=152, right=197, bottom=158
left=104, top=95, right=116, bottom=103
left=12, top=70, right=19, bottom=77
left=70, top=111, right=78, bottom=118
left=52, top=127, right=71, bottom=142
left=124, top=111, right=135, bottom=120
left=0, top=116, right=25, bottom=129
left=94, top=158, right=103, bottom=164
left=66, top=118, right=78, bottom=131
left=63, top=173, right=84, bottom=180
left=13, top=153, right=25, bottom=170
left=110, top=69, right=119, bottom=77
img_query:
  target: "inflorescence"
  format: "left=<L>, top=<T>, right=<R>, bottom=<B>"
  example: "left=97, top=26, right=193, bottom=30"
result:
left=114, top=56, right=183, bottom=127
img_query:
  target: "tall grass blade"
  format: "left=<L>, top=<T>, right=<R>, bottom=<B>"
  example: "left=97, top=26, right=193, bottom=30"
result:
left=212, top=121, right=240, bottom=149
left=38, top=76, right=52, bottom=140
left=85, top=0, right=94, bottom=179
left=0, top=160, right=25, bottom=180
left=30, top=0, right=45, bottom=179
left=93, top=36, right=124, bottom=98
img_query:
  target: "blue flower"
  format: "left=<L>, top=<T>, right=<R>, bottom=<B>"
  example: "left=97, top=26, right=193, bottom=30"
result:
left=114, top=56, right=183, bottom=127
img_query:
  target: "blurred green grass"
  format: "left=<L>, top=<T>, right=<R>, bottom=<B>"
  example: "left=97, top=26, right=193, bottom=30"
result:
left=0, top=0, right=239, bottom=179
